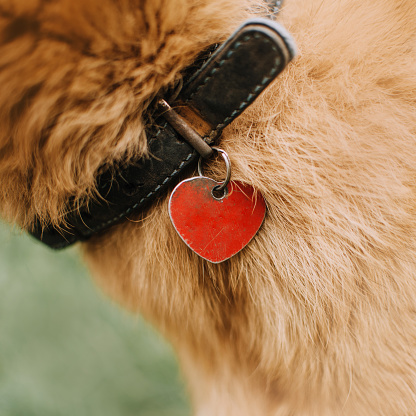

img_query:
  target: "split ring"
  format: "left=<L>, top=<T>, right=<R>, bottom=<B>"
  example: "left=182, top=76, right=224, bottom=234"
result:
left=198, top=147, right=231, bottom=193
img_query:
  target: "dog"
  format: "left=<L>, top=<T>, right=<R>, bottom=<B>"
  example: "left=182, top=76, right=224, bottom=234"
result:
left=1, top=0, right=416, bottom=414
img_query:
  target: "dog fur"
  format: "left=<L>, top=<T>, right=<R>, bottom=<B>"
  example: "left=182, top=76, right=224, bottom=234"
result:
left=1, top=0, right=416, bottom=414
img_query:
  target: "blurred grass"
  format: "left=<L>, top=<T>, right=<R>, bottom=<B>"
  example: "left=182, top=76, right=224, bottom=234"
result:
left=0, top=222, right=190, bottom=416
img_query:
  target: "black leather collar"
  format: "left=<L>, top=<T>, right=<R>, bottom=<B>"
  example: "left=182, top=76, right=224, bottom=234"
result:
left=31, top=13, right=296, bottom=249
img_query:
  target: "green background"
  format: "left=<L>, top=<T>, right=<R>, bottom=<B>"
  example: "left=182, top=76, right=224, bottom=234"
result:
left=0, top=222, right=190, bottom=416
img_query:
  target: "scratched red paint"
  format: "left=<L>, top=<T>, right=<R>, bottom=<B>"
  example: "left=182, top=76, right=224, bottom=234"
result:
left=169, top=177, right=266, bottom=263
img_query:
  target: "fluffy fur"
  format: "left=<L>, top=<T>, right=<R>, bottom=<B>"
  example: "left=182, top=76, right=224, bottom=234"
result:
left=1, top=0, right=416, bottom=414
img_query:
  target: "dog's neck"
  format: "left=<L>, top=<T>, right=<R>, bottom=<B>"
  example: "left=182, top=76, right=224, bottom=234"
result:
left=267, top=0, right=284, bottom=19
left=31, top=3, right=293, bottom=249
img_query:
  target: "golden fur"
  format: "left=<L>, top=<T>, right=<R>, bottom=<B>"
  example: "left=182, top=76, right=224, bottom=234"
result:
left=1, top=0, right=416, bottom=414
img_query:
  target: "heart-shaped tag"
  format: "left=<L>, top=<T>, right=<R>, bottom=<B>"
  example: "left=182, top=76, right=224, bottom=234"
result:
left=169, top=177, right=266, bottom=263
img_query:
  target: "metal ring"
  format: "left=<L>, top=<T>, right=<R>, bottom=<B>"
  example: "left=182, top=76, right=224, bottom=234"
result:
left=198, top=147, right=231, bottom=192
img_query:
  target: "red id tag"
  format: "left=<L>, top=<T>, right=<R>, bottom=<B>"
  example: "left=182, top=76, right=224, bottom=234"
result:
left=169, top=177, right=266, bottom=263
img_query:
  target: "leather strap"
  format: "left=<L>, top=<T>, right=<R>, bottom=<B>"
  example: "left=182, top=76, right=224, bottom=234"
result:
left=179, top=20, right=294, bottom=142
left=30, top=18, right=296, bottom=249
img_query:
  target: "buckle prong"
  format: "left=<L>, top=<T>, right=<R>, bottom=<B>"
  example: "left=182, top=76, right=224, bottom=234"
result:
left=157, top=99, right=214, bottom=159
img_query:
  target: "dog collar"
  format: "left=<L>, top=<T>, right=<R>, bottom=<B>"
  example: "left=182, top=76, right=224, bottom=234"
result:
left=31, top=15, right=296, bottom=249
